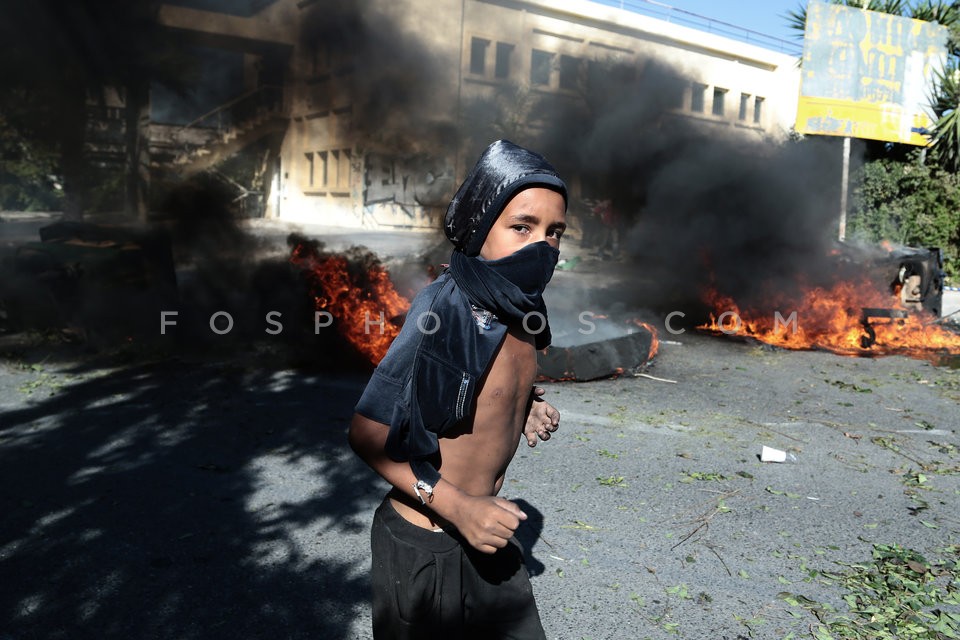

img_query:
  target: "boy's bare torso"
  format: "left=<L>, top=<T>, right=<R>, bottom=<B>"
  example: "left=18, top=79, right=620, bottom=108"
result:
left=390, top=327, right=537, bottom=529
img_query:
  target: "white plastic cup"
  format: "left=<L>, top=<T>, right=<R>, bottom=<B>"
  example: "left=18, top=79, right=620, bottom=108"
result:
left=761, top=445, right=788, bottom=463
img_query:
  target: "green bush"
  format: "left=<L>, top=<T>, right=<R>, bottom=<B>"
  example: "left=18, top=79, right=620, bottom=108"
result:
left=850, top=155, right=960, bottom=282
left=0, top=120, right=63, bottom=212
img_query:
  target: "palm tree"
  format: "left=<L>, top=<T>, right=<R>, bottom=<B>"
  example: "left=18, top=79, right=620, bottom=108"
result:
left=928, top=60, right=960, bottom=171
left=922, top=4, right=960, bottom=170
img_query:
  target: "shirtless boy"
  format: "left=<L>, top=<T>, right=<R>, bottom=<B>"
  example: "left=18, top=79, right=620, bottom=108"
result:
left=349, top=140, right=567, bottom=639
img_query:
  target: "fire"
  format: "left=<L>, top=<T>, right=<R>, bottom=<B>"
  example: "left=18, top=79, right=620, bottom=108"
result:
left=698, top=275, right=960, bottom=357
left=630, top=318, right=661, bottom=361
left=289, top=239, right=410, bottom=364
left=286, top=238, right=665, bottom=372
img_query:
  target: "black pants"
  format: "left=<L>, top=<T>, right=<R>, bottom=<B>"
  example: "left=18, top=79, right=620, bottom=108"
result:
left=370, top=497, right=546, bottom=640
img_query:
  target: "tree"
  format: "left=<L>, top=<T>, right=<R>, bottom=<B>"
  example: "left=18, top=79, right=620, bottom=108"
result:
left=0, top=108, right=63, bottom=212
left=927, top=56, right=960, bottom=172
left=851, top=152, right=960, bottom=277
left=0, top=0, right=181, bottom=219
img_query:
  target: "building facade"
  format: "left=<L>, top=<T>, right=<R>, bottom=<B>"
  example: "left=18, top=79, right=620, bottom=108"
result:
left=156, top=0, right=801, bottom=229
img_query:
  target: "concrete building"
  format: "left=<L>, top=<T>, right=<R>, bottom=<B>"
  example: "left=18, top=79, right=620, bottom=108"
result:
left=154, top=0, right=801, bottom=229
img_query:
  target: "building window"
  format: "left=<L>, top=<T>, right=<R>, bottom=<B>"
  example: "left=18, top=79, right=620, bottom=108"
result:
left=559, top=54, right=581, bottom=91
left=712, top=87, right=727, bottom=116
left=304, top=152, right=314, bottom=187
left=330, top=150, right=341, bottom=188
left=495, top=42, right=514, bottom=79
left=665, top=76, right=684, bottom=109
left=754, top=96, right=765, bottom=124
left=308, top=42, right=328, bottom=76
left=691, top=83, right=707, bottom=113
left=531, top=49, right=552, bottom=86
left=308, top=41, right=347, bottom=76
left=470, top=37, right=489, bottom=75
left=318, top=150, right=328, bottom=187
left=329, top=148, right=351, bottom=189
left=739, top=93, right=750, bottom=121
left=307, top=79, right=329, bottom=111
left=585, top=59, right=604, bottom=91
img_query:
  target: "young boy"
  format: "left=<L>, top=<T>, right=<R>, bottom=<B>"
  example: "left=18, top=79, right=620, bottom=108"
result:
left=349, top=139, right=567, bottom=639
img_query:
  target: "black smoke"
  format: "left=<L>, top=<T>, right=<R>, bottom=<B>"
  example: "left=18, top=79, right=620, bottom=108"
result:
left=0, top=174, right=382, bottom=370
left=2, top=6, right=858, bottom=356
left=498, top=57, right=847, bottom=321
left=299, top=0, right=460, bottom=154
left=152, top=174, right=387, bottom=370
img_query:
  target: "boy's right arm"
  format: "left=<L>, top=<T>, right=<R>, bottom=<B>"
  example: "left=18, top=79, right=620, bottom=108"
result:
left=348, top=413, right=528, bottom=554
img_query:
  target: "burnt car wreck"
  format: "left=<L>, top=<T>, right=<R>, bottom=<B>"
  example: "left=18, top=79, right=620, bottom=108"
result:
left=856, top=244, right=944, bottom=348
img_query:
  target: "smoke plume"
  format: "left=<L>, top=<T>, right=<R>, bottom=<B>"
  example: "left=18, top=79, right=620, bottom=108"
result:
left=299, top=0, right=459, bottom=154
left=526, top=57, right=847, bottom=322
left=2, top=5, right=860, bottom=359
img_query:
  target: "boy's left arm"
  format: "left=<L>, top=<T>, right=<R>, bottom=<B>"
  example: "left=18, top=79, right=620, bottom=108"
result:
left=523, top=385, right=560, bottom=447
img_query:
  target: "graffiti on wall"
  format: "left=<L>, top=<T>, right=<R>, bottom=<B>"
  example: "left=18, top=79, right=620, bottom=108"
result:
left=364, top=153, right=455, bottom=214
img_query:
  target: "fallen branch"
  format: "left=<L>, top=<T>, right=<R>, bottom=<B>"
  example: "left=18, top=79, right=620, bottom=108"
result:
left=704, top=542, right=732, bottom=577
left=671, top=490, right=740, bottom=552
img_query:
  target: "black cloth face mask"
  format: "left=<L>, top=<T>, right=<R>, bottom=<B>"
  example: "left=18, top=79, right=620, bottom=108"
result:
left=448, top=241, right=560, bottom=350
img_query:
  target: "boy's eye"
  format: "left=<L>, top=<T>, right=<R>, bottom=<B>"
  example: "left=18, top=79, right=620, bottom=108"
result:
left=549, top=228, right=564, bottom=239
left=512, top=225, right=530, bottom=233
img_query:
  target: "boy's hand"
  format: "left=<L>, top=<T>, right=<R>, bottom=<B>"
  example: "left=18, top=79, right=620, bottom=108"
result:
left=524, top=386, right=560, bottom=447
left=454, top=495, right=527, bottom=554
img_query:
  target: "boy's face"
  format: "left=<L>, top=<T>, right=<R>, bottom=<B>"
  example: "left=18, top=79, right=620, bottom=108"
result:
left=478, top=187, right=567, bottom=261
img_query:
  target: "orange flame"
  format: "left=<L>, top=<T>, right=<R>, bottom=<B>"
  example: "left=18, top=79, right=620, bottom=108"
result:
left=288, top=241, right=666, bottom=370
left=630, top=318, right=660, bottom=361
left=289, top=241, right=410, bottom=364
left=698, top=276, right=960, bottom=357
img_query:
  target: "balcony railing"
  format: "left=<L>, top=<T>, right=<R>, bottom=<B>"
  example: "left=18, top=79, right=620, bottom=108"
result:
left=174, top=84, right=284, bottom=137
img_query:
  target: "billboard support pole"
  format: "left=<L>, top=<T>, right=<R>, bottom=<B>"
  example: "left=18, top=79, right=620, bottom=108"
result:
left=839, top=136, right=850, bottom=242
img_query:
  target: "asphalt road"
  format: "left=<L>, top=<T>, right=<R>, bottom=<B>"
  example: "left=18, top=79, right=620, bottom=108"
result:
left=1, top=216, right=959, bottom=639
left=2, top=311, right=959, bottom=639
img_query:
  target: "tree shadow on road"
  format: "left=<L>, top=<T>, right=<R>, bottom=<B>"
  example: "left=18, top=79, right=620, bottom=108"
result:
left=0, top=353, right=382, bottom=640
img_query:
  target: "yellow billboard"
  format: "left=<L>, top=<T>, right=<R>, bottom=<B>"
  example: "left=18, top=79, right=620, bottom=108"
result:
left=796, top=1, right=948, bottom=145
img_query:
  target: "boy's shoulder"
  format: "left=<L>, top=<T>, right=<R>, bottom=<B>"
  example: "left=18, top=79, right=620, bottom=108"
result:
left=372, top=271, right=456, bottom=372
left=408, top=270, right=451, bottom=307
left=400, top=270, right=456, bottom=329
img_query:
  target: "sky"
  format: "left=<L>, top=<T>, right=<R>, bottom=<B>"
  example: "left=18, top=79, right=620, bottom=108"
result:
left=594, top=0, right=808, bottom=54
left=657, top=0, right=804, bottom=41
